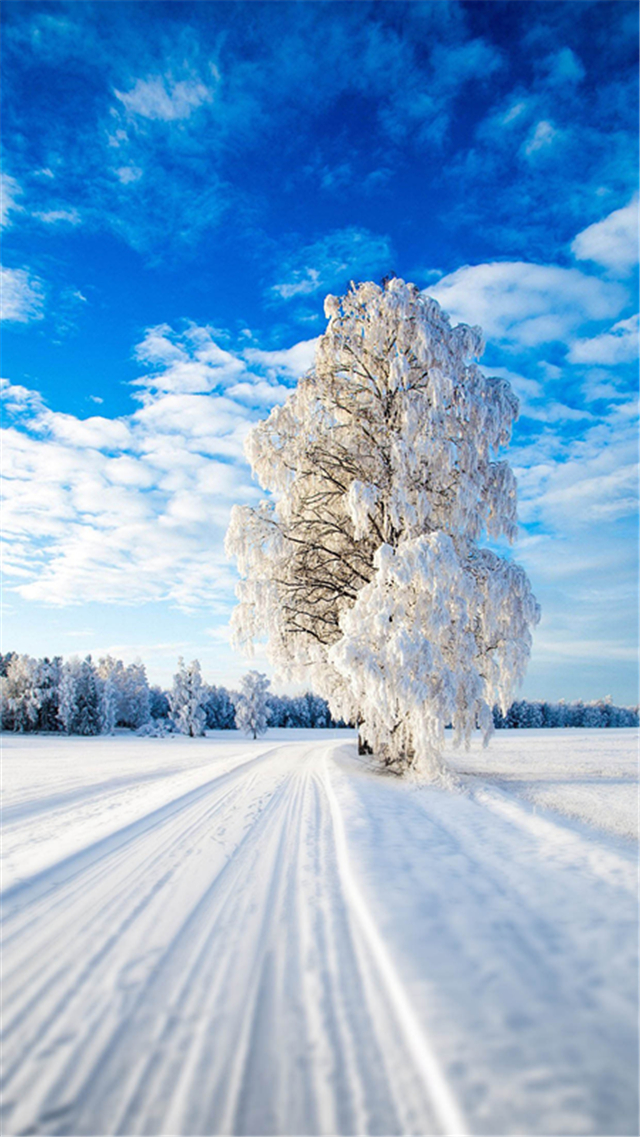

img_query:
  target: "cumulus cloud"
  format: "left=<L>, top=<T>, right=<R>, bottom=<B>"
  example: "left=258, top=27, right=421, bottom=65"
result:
left=571, top=197, right=639, bottom=275
left=1, top=265, right=45, bottom=323
left=114, top=74, right=215, bottom=121
left=133, top=324, right=246, bottom=394
left=1, top=325, right=314, bottom=608
left=569, top=314, right=639, bottom=365
left=244, top=338, right=319, bottom=378
left=428, top=261, right=626, bottom=347
left=272, top=228, right=393, bottom=300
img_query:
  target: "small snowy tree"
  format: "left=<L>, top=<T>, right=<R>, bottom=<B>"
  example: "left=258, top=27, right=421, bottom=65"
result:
left=226, top=278, right=539, bottom=775
left=234, top=671, right=270, bottom=738
left=169, top=658, right=206, bottom=737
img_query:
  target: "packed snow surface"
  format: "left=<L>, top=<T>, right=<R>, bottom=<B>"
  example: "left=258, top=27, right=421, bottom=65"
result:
left=2, top=729, right=637, bottom=1136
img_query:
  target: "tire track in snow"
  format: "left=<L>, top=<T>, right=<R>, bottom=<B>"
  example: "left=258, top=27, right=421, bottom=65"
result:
left=327, top=752, right=638, bottom=1136
left=2, top=743, right=463, bottom=1136
left=1, top=746, right=289, bottom=1132
left=321, top=753, right=467, bottom=1137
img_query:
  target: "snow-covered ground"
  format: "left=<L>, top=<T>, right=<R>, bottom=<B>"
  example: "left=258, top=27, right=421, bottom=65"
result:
left=2, top=729, right=637, bottom=1135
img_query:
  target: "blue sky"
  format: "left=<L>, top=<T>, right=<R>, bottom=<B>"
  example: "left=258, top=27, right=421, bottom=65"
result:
left=2, top=0, right=638, bottom=702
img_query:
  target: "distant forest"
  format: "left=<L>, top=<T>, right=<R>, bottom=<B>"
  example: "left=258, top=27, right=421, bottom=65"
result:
left=1, top=651, right=637, bottom=735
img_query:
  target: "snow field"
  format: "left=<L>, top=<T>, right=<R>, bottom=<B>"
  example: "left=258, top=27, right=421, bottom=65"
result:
left=1, top=730, right=638, bottom=1135
left=444, top=727, right=638, bottom=841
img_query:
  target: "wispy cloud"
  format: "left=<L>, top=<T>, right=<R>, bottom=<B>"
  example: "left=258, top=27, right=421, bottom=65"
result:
left=271, top=228, right=393, bottom=300
left=540, top=47, right=585, bottom=87
left=33, top=208, right=81, bottom=225
left=522, top=120, right=561, bottom=158
left=1, top=173, right=23, bottom=228
left=114, top=73, right=215, bottom=122
left=1, top=266, right=45, bottom=323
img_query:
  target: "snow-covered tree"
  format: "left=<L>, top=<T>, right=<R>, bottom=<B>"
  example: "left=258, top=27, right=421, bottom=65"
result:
left=58, top=656, right=101, bottom=735
left=3, top=654, right=43, bottom=731
left=96, top=656, right=151, bottom=730
left=203, top=684, right=237, bottom=730
left=234, top=671, right=270, bottom=739
left=35, top=658, right=62, bottom=731
left=149, top=685, right=171, bottom=720
left=120, top=661, right=151, bottom=728
left=96, top=656, right=120, bottom=734
left=169, top=658, right=206, bottom=737
left=226, top=278, right=539, bottom=774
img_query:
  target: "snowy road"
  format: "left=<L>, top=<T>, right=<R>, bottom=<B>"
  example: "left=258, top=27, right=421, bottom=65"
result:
left=2, top=733, right=638, bottom=1136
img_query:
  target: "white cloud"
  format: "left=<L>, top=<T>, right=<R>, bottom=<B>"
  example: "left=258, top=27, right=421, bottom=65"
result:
left=116, top=166, right=143, bottom=185
left=1, top=266, right=45, bottom=323
left=522, top=120, right=560, bottom=157
left=513, top=403, right=638, bottom=532
left=272, top=228, right=393, bottom=300
left=225, top=379, right=292, bottom=407
left=115, top=75, right=214, bottom=121
left=481, top=366, right=593, bottom=424
left=1, top=326, right=314, bottom=609
left=1, top=173, right=23, bottom=228
left=428, top=262, right=626, bottom=347
left=33, top=208, right=81, bottom=225
left=571, top=197, right=639, bottom=275
left=244, top=338, right=319, bottom=378
left=569, top=314, right=639, bottom=365
left=134, top=324, right=245, bottom=394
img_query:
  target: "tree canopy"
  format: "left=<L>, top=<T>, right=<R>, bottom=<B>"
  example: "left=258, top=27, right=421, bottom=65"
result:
left=226, top=278, right=540, bottom=774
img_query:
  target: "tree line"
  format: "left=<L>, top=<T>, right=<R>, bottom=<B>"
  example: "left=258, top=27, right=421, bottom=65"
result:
left=1, top=651, right=636, bottom=736
left=0, top=653, right=342, bottom=736
left=492, top=698, right=638, bottom=730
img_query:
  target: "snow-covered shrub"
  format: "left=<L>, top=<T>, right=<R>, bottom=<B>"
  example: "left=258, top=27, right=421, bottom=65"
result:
left=234, top=671, right=270, bottom=738
left=226, top=278, right=539, bottom=774
left=136, top=718, right=176, bottom=737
